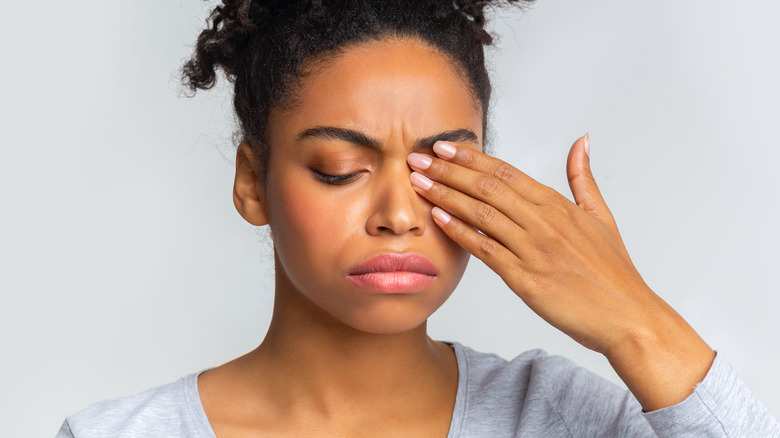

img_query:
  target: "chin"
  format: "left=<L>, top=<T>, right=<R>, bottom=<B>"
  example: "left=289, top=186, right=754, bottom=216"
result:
left=334, top=304, right=437, bottom=336
left=317, top=282, right=459, bottom=336
left=347, top=318, right=428, bottom=336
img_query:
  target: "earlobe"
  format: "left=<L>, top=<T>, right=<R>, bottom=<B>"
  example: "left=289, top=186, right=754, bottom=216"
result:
left=233, top=142, right=268, bottom=226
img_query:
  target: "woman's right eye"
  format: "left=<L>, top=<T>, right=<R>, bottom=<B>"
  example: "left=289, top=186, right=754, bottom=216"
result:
left=312, top=170, right=364, bottom=186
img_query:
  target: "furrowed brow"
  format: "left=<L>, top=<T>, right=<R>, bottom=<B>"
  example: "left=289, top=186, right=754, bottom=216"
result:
left=296, top=126, right=479, bottom=152
left=413, top=129, right=479, bottom=151
left=296, top=126, right=382, bottom=149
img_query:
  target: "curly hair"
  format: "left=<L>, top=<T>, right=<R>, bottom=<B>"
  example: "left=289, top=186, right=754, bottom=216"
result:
left=181, top=0, right=532, bottom=178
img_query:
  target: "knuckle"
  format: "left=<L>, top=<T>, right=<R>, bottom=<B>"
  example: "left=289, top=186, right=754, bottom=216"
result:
left=521, top=274, right=546, bottom=301
left=436, top=161, right=454, bottom=179
left=539, top=222, right=558, bottom=242
left=477, top=238, right=498, bottom=259
left=452, top=220, right=469, bottom=238
left=550, top=198, right=568, bottom=215
left=474, top=203, right=497, bottom=225
left=459, top=149, right=477, bottom=168
left=434, top=184, right=452, bottom=202
left=555, top=198, right=577, bottom=219
left=478, top=176, right=502, bottom=198
left=494, top=163, right=518, bottom=184
left=536, top=214, right=562, bottom=243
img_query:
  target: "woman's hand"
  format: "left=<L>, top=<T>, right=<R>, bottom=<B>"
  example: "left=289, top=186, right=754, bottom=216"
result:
left=406, top=134, right=715, bottom=411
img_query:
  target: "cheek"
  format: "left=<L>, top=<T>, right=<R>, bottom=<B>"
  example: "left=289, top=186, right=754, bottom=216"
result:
left=279, top=187, right=337, bottom=247
left=441, top=236, right=471, bottom=292
left=266, top=172, right=364, bottom=275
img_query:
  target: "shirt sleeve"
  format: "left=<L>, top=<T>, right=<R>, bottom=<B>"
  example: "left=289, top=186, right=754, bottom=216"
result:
left=55, top=420, right=75, bottom=438
left=642, top=353, right=780, bottom=437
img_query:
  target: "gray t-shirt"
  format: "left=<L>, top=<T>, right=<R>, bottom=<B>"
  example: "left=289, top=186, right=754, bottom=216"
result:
left=56, top=342, right=779, bottom=437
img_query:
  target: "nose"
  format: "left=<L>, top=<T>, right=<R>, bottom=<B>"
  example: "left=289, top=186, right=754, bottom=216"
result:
left=365, top=161, right=427, bottom=236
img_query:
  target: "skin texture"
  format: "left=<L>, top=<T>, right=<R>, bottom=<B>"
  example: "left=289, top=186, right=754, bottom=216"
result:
left=407, top=137, right=715, bottom=411
left=198, top=37, right=715, bottom=436
left=200, top=38, right=477, bottom=437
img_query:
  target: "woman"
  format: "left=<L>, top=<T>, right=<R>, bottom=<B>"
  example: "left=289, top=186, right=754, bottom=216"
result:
left=57, top=0, right=779, bottom=436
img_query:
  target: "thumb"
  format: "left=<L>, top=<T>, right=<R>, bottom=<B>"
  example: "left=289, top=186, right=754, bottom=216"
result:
left=566, top=134, right=616, bottom=227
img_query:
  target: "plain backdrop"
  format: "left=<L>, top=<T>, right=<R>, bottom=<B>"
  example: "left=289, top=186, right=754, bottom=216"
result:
left=1, top=1, right=778, bottom=436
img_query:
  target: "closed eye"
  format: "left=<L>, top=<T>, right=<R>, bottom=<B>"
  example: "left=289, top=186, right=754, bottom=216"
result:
left=312, top=170, right=364, bottom=186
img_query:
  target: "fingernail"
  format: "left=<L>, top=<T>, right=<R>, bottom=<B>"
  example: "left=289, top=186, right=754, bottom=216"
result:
left=407, top=152, right=432, bottom=170
left=410, top=172, right=433, bottom=190
left=583, top=133, right=590, bottom=156
left=431, top=206, right=451, bottom=224
left=433, top=141, right=456, bottom=159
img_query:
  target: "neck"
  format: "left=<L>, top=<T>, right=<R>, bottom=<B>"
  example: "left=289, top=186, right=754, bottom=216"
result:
left=197, top=262, right=459, bottom=434
left=247, top=271, right=453, bottom=405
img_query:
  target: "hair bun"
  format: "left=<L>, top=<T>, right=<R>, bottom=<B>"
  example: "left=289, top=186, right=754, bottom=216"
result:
left=181, top=0, right=264, bottom=92
left=452, top=0, right=531, bottom=44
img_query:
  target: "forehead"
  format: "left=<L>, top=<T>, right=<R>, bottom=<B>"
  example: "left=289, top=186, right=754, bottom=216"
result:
left=272, top=38, right=483, bottom=143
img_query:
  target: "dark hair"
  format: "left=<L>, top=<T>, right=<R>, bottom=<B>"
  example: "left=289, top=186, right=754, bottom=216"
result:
left=181, top=0, right=532, bottom=177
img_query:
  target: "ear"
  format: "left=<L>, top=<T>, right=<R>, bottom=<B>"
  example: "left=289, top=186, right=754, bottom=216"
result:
left=233, top=142, right=268, bottom=226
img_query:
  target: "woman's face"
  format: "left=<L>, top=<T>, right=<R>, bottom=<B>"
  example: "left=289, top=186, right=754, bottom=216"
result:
left=259, top=38, right=483, bottom=334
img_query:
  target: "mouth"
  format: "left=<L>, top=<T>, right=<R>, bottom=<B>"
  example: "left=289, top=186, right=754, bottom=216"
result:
left=345, top=253, right=439, bottom=294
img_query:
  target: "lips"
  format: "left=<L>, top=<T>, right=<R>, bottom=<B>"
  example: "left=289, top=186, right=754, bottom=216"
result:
left=345, top=253, right=439, bottom=293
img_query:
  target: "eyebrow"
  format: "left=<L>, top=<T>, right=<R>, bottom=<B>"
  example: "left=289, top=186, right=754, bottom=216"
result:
left=296, top=126, right=479, bottom=151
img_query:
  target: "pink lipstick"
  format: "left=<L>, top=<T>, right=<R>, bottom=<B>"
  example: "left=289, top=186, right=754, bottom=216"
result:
left=345, top=253, right=439, bottom=293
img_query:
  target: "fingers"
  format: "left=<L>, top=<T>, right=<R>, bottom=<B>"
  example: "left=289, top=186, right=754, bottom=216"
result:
left=428, top=206, right=525, bottom=283
left=407, top=150, right=538, bottom=230
left=429, top=141, right=555, bottom=206
left=409, top=171, right=530, bottom=258
left=408, top=136, right=630, bottom=267
left=412, top=138, right=620, bottom=234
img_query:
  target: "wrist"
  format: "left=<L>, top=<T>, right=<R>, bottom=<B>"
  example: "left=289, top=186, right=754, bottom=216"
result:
left=603, top=297, right=715, bottom=411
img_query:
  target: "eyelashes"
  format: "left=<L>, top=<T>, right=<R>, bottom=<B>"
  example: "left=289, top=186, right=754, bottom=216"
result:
left=312, top=170, right=364, bottom=186
left=310, top=150, right=434, bottom=186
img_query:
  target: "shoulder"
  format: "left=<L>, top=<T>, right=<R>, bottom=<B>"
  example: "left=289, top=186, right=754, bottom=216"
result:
left=450, top=343, right=649, bottom=437
left=454, top=342, right=620, bottom=402
left=452, top=342, right=545, bottom=399
left=58, top=372, right=213, bottom=438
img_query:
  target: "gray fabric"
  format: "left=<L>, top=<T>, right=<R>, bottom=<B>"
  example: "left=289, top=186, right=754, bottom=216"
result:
left=56, top=342, right=780, bottom=437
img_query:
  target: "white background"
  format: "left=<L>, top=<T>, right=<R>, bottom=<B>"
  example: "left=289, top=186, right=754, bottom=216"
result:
left=1, top=1, right=778, bottom=436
